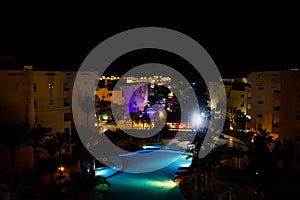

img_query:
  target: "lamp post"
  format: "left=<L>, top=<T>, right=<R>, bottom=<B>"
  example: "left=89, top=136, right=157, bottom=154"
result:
left=57, top=164, right=64, bottom=185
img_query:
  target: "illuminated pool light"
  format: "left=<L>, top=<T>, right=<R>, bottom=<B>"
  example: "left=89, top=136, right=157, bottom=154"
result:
left=142, top=179, right=178, bottom=189
left=95, top=167, right=119, bottom=178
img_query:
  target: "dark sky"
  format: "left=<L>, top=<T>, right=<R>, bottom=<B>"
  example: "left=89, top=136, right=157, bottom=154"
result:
left=11, top=2, right=300, bottom=78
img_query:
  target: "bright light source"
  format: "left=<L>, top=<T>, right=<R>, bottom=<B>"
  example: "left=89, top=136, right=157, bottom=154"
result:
left=192, top=112, right=202, bottom=127
left=161, top=180, right=177, bottom=188
left=58, top=166, right=64, bottom=172
left=201, top=112, right=205, bottom=117
left=148, top=180, right=177, bottom=189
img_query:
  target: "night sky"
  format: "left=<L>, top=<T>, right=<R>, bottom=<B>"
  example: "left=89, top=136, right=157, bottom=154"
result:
left=10, top=2, right=300, bottom=79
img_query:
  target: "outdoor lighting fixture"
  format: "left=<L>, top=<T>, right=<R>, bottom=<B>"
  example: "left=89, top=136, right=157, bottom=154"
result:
left=192, top=112, right=202, bottom=127
left=148, top=180, right=178, bottom=189
left=57, top=165, right=64, bottom=173
left=160, top=180, right=177, bottom=188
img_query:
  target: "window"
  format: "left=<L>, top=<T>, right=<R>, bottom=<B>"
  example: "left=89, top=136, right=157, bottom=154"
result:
left=273, top=106, right=280, bottom=111
left=258, top=123, right=262, bottom=130
left=64, top=113, right=72, bottom=122
left=273, top=116, right=280, bottom=127
left=240, top=102, right=244, bottom=107
left=64, top=82, right=70, bottom=91
left=34, top=83, right=36, bottom=92
left=258, top=83, right=264, bottom=90
left=49, top=99, right=55, bottom=105
left=247, top=93, right=252, bottom=99
left=257, top=113, right=263, bottom=118
left=274, top=89, right=281, bottom=94
left=64, top=98, right=70, bottom=106
left=12, top=84, right=19, bottom=91
left=240, top=94, right=244, bottom=98
left=109, top=93, right=112, bottom=97
left=34, top=100, right=37, bottom=109
left=247, top=104, right=251, bottom=111
left=257, top=96, right=263, bottom=104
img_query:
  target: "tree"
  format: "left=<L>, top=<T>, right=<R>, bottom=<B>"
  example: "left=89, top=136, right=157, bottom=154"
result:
left=81, top=95, right=95, bottom=127
left=42, top=133, right=61, bottom=184
left=24, top=124, right=52, bottom=170
left=0, top=121, right=29, bottom=176
left=247, top=129, right=275, bottom=178
left=225, top=107, right=247, bottom=131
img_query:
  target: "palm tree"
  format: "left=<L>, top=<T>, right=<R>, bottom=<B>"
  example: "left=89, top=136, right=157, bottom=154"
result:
left=0, top=121, right=29, bottom=177
left=42, top=134, right=60, bottom=184
left=25, top=124, right=52, bottom=170
left=54, top=132, right=68, bottom=166
left=225, top=107, right=247, bottom=131
left=42, top=132, right=69, bottom=184
left=81, top=95, right=95, bottom=127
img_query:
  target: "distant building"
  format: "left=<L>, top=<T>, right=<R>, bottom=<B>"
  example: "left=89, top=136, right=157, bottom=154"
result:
left=223, top=78, right=249, bottom=115
left=247, top=71, right=281, bottom=135
left=0, top=69, right=76, bottom=133
left=272, top=69, right=300, bottom=140
left=247, top=69, right=300, bottom=141
left=0, top=68, right=76, bottom=172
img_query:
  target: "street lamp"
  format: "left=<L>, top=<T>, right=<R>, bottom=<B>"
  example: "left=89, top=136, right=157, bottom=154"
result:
left=57, top=164, right=65, bottom=185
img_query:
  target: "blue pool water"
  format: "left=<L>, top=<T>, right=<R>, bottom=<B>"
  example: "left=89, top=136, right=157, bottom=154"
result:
left=92, top=149, right=193, bottom=200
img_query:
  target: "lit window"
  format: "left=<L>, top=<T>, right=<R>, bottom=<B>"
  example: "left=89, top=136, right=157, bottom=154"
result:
left=273, top=116, right=280, bottom=127
left=48, top=83, right=54, bottom=89
left=247, top=104, right=251, bottom=111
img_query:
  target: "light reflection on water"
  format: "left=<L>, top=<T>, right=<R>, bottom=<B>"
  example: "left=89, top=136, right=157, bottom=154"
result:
left=93, top=149, right=192, bottom=200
